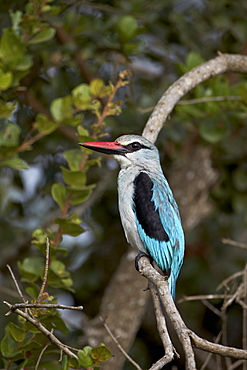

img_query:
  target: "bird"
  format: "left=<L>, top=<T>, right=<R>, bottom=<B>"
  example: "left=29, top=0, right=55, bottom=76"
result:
left=79, top=135, right=185, bottom=298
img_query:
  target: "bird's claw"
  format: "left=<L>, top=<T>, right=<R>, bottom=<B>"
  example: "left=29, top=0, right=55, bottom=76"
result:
left=135, top=252, right=152, bottom=271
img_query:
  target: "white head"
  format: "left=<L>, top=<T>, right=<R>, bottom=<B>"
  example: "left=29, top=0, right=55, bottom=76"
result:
left=79, top=134, right=162, bottom=171
left=113, top=135, right=161, bottom=170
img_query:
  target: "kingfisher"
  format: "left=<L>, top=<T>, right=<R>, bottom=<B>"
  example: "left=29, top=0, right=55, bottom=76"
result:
left=79, top=135, right=185, bottom=297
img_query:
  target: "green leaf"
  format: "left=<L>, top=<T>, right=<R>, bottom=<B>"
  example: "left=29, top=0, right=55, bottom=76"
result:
left=50, top=96, right=73, bottom=122
left=0, top=155, right=28, bottom=169
left=54, top=217, right=85, bottom=237
left=48, top=260, right=74, bottom=289
left=18, top=256, right=44, bottom=282
left=89, top=78, right=105, bottom=96
left=52, top=183, right=67, bottom=210
left=49, top=315, right=69, bottom=334
left=77, top=126, right=89, bottom=137
left=64, top=149, right=85, bottom=171
left=34, top=114, right=58, bottom=134
left=77, top=126, right=95, bottom=143
left=184, top=51, right=205, bottom=71
left=0, top=334, right=19, bottom=358
left=200, top=118, right=230, bottom=143
left=14, top=55, right=33, bottom=71
left=22, top=321, right=41, bottom=334
left=61, top=167, right=86, bottom=188
left=29, top=27, right=56, bottom=44
left=69, top=186, right=94, bottom=206
left=21, top=340, right=41, bottom=351
left=10, top=10, right=23, bottom=32
left=62, top=355, right=69, bottom=370
left=0, top=122, right=20, bottom=147
left=91, top=344, right=112, bottom=363
left=117, top=15, right=138, bottom=41
left=0, top=28, right=26, bottom=59
left=0, top=102, right=16, bottom=118
left=0, top=69, right=13, bottom=90
left=68, top=357, right=79, bottom=368
left=78, top=347, right=94, bottom=367
left=72, top=84, right=92, bottom=109
left=6, top=323, right=26, bottom=342
left=25, top=283, right=40, bottom=299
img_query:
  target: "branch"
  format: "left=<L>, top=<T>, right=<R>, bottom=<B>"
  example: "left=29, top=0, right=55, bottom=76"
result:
left=148, top=283, right=177, bottom=370
left=142, top=53, right=247, bottom=143
left=3, top=301, right=78, bottom=359
left=137, top=257, right=196, bottom=370
left=137, top=256, right=247, bottom=366
left=4, top=302, right=83, bottom=316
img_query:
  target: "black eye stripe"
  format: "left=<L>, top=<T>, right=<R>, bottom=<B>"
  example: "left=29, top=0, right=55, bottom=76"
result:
left=125, top=142, right=150, bottom=152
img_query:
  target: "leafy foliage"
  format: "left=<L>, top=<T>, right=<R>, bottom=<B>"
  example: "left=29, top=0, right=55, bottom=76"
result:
left=0, top=0, right=246, bottom=369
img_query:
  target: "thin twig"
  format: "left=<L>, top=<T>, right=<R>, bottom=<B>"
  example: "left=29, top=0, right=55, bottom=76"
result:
left=4, top=302, right=83, bottom=316
left=37, top=238, right=50, bottom=303
left=200, top=331, right=222, bottom=370
left=178, top=294, right=233, bottom=304
left=222, top=238, right=247, bottom=251
left=35, top=335, right=52, bottom=370
left=217, top=271, right=244, bottom=291
left=202, top=300, right=222, bottom=317
left=221, top=283, right=244, bottom=310
left=4, top=301, right=78, bottom=359
left=6, top=264, right=26, bottom=303
left=178, top=95, right=241, bottom=105
left=228, top=359, right=246, bottom=370
left=138, top=95, right=242, bottom=114
left=99, top=316, right=143, bottom=370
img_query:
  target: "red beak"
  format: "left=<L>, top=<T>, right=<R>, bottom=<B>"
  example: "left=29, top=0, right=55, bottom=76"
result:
left=79, top=141, right=128, bottom=156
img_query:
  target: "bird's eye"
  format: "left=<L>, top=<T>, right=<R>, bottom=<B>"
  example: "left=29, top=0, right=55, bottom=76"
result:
left=127, top=142, right=142, bottom=151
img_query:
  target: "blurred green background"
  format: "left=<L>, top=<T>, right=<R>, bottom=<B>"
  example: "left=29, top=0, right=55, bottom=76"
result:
left=0, top=0, right=247, bottom=369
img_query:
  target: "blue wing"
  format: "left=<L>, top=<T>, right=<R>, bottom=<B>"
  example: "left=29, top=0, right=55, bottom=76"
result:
left=133, top=172, right=185, bottom=297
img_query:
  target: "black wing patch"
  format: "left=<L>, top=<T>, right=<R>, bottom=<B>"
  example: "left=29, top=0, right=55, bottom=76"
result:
left=133, top=172, right=169, bottom=242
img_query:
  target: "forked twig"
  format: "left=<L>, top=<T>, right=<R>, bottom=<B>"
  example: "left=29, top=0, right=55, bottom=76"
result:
left=4, top=301, right=78, bottom=359
left=4, top=302, right=84, bottom=316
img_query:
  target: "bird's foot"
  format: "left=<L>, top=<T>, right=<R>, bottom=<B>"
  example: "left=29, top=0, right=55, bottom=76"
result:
left=135, top=252, right=153, bottom=271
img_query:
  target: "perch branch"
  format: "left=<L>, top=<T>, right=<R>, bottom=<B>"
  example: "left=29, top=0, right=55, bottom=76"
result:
left=148, top=282, right=177, bottom=370
left=137, top=256, right=247, bottom=367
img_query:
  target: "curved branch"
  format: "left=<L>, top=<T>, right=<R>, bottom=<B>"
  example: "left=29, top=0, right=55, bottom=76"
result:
left=137, top=256, right=247, bottom=367
left=142, top=53, right=247, bottom=143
